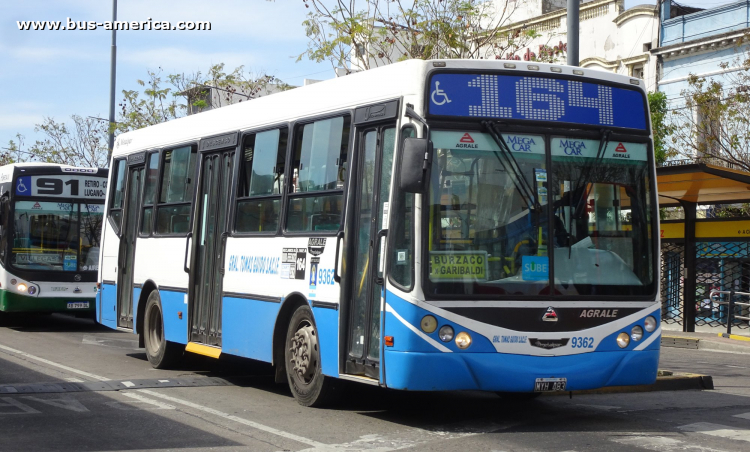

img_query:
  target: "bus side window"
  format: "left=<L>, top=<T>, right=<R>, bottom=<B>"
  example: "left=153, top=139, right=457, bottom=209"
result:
left=235, top=128, right=287, bottom=233
left=156, top=146, right=197, bottom=235
left=286, top=116, right=350, bottom=233
left=140, top=152, right=159, bottom=235
left=108, top=159, right=127, bottom=233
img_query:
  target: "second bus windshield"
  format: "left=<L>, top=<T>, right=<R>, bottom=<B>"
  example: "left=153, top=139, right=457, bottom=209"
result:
left=11, top=201, right=103, bottom=272
left=425, top=130, right=655, bottom=298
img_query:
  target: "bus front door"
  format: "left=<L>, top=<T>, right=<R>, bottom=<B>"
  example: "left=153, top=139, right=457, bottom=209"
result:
left=345, top=125, right=396, bottom=379
left=117, top=166, right=143, bottom=329
left=189, top=150, right=234, bottom=347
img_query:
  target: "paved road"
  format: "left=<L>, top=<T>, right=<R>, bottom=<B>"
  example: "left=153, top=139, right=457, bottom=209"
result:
left=0, top=313, right=749, bottom=452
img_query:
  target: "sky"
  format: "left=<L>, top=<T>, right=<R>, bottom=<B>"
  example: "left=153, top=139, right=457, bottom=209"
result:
left=0, top=0, right=730, bottom=152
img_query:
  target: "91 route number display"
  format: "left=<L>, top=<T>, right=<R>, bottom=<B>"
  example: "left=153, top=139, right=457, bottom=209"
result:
left=15, top=175, right=106, bottom=199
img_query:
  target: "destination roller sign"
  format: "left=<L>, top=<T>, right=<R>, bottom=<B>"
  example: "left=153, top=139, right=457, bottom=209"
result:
left=15, top=175, right=107, bottom=199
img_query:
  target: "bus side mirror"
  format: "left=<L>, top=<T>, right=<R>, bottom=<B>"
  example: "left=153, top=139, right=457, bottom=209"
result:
left=399, top=138, right=432, bottom=193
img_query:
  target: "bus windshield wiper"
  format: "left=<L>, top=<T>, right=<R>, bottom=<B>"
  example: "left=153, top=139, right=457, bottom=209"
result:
left=571, top=129, right=612, bottom=220
left=482, top=121, right=539, bottom=212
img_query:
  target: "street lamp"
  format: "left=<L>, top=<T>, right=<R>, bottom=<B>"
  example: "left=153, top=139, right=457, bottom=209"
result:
left=108, top=0, right=118, bottom=156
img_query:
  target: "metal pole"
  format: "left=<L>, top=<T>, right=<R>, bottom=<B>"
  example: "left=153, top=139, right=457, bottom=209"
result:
left=566, top=0, right=579, bottom=66
left=727, top=289, right=735, bottom=335
left=108, top=0, right=118, bottom=159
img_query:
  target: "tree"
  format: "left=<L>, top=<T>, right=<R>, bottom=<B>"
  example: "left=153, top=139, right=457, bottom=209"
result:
left=648, top=91, right=675, bottom=166
left=5, top=64, right=287, bottom=168
left=6, top=116, right=110, bottom=168
left=299, top=0, right=541, bottom=72
left=667, top=54, right=750, bottom=172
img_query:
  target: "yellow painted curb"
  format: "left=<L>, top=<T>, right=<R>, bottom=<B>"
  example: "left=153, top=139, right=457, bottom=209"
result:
left=719, top=333, right=750, bottom=342
left=186, top=342, right=222, bottom=358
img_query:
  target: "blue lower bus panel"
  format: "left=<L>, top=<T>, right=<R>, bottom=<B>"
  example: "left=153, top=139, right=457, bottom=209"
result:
left=383, top=291, right=659, bottom=392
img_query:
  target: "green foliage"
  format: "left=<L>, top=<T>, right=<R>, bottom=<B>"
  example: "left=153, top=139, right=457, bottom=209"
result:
left=299, top=0, right=541, bottom=71
left=648, top=91, right=675, bottom=166
left=6, top=64, right=287, bottom=167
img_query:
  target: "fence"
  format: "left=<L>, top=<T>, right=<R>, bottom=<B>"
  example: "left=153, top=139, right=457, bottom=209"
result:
left=661, top=240, right=750, bottom=331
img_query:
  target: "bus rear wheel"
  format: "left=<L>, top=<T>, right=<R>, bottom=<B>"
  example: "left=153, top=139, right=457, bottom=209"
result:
left=284, top=304, right=338, bottom=407
left=143, top=291, right=183, bottom=369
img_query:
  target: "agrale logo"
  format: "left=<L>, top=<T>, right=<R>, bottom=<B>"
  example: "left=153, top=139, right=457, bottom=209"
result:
left=542, top=307, right=558, bottom=322
left=455, top=133, right=478, bottom=149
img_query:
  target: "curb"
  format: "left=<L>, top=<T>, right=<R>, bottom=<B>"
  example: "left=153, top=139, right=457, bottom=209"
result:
left=662, top=334, right=750, bottom=354
left=543, top=373, right=714, bottom=396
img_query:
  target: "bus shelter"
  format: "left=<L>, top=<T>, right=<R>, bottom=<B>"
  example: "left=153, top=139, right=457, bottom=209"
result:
left=657, top=163, right=750, bottom=333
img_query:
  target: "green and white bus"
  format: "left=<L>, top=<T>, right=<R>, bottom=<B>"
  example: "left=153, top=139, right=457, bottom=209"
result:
left=0, top=163, right=107, bottom=315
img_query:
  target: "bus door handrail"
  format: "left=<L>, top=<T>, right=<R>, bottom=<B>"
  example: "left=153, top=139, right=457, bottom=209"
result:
left=219, top=232, right=228, bottom=275
left=709, top=289, right=750, bottom=335
left=334, top=230, right=344, bottom=283
left=374, top=229, right=388, bottom=285
left=184, top=232, right=193, bottom=273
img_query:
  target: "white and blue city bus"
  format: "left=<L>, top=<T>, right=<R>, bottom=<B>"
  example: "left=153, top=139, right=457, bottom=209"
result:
left=97, top=60, right=660, bottom=406
left=0, top=163, right=107, bottom=315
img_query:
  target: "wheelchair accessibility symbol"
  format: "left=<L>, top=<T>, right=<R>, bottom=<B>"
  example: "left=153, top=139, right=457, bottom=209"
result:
left=431, top=81, right=452, bottom=106
left=16, top=177, right=28, bottom=194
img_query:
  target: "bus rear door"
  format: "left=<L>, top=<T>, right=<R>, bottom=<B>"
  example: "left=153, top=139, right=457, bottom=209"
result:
left=188, top=145, right=235, bottom=348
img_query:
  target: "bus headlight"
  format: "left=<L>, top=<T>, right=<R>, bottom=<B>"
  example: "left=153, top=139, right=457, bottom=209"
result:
left=644, top=316, right=657, bottom=333
left=17, top=283, right=27, bottom=292
left=631, top=325, right=643, bottom=341
left=420, top=315, right=437, bottom=333
left=616, top=332, right=630, bottom=348
left=27, top=286, right=37, bottom=295
left=455, top=332, right=472, bottom=349
left=438, top=325, right=454, bottom=342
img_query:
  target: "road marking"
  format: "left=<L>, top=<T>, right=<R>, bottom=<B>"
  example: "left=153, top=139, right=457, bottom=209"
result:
left=679, top=422, right=750, bottom=442
left=138, top=389, right=327, bottom=448
left=0, top=344, right=110, bottom=382
left=0, top=397, right=40, bottom=415
left=65, top=378, right=84, bottom=383
left=725, top=365, right=747, bottom=369
left=121, top=391, right=175, bottom=410
left=612, top=434, right=730, bottom=451
left=122, top=381, right=135, bottom=387
left=22, top=396, right=89, bottom=412
left=734, top=412, right=750, bottom=420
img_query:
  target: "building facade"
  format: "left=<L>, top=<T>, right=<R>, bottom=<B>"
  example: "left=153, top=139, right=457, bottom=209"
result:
left=495, top=0, right=659, bottom=89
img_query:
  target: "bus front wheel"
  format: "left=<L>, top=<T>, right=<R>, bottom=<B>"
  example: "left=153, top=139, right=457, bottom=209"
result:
left=284, top=304, right=338, bottom=407
left=143, top=291, right=183, bottom=369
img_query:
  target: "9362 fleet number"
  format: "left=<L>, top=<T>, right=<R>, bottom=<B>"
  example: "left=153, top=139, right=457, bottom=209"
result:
left=571, top=337, right=595, bottom=348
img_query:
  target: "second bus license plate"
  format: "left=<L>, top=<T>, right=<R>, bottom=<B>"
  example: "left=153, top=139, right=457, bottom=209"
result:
left=67, top=302, right=90, bottom=309
left=534, top=377, right=567, bottom=392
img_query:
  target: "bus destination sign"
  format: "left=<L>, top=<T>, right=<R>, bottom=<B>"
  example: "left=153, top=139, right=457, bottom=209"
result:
left=428, top=73, right=647, bottom=130
left=15, top=175, right=107, bottom=199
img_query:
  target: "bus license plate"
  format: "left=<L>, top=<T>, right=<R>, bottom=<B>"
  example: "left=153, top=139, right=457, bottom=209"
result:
left=67, top=302, right=90, bottom=310
left=534, top=378, right=567, bottom=392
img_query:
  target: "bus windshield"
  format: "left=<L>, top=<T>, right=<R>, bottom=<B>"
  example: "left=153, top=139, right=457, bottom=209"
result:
left=11, top=201, right=103, bottom=272
left=424, top=130, right=655, bottom=298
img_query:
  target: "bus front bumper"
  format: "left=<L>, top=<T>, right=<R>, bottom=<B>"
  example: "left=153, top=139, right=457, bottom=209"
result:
left=383, top=349, right=659, bottom=392
left=0, top=290, right=95, bottom=313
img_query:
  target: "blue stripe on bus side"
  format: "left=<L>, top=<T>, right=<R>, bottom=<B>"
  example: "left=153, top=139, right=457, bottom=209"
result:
left=222, top=296, right=279, bottom=363
left=160, top=290, right=188, bottom=345
left=99, top=283, right=117, bottom=328
left=311, top=306, right=338, bottom=378
left=132, top=287, right=142, bottom=334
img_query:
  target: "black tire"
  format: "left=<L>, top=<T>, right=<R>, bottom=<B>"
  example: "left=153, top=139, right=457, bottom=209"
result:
left=143, top=291, right=183, bottom=369
left=285, top=304, right=339, bottom=407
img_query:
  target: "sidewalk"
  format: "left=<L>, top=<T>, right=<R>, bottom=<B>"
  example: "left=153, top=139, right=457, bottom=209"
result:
left=662, top=325, right=750, bottom=354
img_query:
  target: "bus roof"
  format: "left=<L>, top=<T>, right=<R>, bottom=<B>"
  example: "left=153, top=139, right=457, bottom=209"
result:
left=112, top=59, right=646, bottom=158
